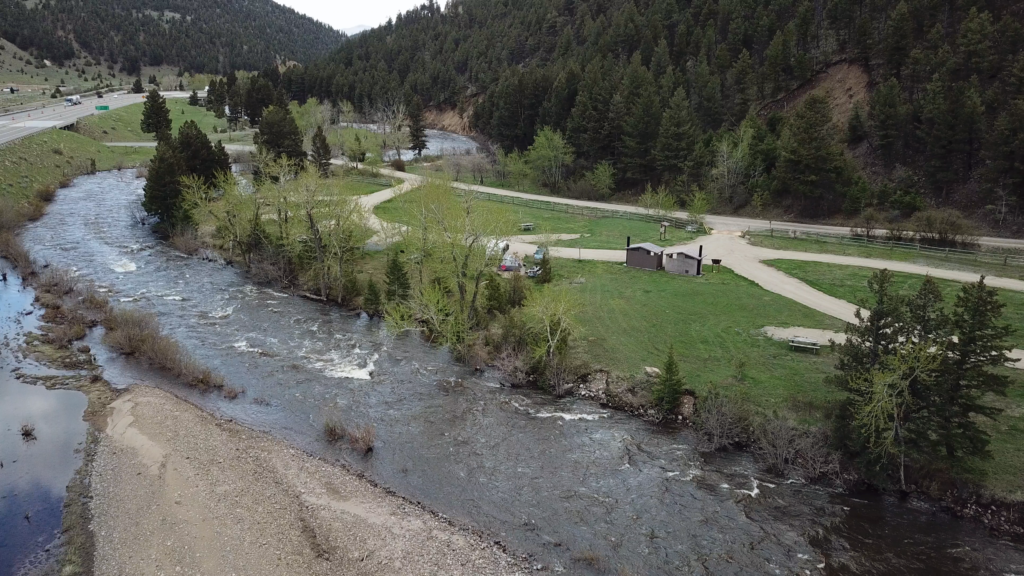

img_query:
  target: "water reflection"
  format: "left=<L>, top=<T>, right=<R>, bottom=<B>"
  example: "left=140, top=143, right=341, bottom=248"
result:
left=0, top=272, right=88, bottom=576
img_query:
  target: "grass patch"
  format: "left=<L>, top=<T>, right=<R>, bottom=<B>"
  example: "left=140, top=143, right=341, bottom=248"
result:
left=0, top=130, right=152, bottom=202
left=374, top=186, right=700, bottom=250
left=765, top=260, right=1024, bottom=347
left=407, top=164, right=555, bottom=196
left=542, top=259, right=845, bottom=412
left=75, top=98, right=253, bottom=144
left=749, top=234, right=1024, bottom=281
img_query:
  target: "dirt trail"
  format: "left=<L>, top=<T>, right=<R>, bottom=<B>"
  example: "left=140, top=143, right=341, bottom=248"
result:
left=91, top=386, right=524, bottom=576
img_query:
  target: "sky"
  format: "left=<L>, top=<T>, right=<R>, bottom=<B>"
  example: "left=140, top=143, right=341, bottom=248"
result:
left=274, top=0, right=427, bottom=34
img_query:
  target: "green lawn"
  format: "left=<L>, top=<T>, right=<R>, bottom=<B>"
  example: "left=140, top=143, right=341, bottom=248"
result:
left=0, top=130, right=152, bottom=201
left=75, top=98, right=254, bottom=144
left=374, top=186, right=701, bottom=249
left=407, top=164, right=555, bottom=197
left=764, top=259, right=1024, bottom=498
left=749, top=234, right=1024, bottom=281
left=545, top=259, right=845, bottom=411
left=766, top=259, right=1024, bottom=347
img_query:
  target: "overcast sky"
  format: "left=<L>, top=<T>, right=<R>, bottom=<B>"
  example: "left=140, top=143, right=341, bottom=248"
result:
left=275, top=0, right=428, bottom=34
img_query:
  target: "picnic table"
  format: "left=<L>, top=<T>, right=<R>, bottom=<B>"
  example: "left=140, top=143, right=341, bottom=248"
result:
left=521, top=222, right=535, bottom=231
left=788, top=337, right=820, bottom=354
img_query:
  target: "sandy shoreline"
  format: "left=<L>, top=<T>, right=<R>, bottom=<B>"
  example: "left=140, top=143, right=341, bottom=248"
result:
left=90, top=385, right=525, bottom=576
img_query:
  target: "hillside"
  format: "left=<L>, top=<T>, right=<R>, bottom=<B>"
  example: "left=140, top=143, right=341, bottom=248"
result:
left=300, top=0, right=1024, bottom=231
left=0, top=0, right=345, bottom=74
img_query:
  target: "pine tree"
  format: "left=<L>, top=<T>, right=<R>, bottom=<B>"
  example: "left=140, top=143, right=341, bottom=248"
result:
left=655, top=88, right=702, bottom=183
left=929, top=278, right=1013, bottom=460
left=483, top=274, right=508, bottom=315
left=363, top=279, right=383, bottom=317
left=537, top=250, right=552, bottom=284
left=140, top=88, right=172, bottom=138
left=255, top=106, right=306, bottom=164
left=774, top=94, right=847, bottom=212
left=883, top=2, right=912, bottom=78
left=176, top=120, right=228, bottom=184
left=142, top=138, right=186, bottom=226
left=188, top=90, right=199, bottom=106
left=384, top=252, right=411, bottom=302
left=130, top=76, right=144, bottom=94
left=310, top=125, right=332, bottom=177
left=847, top=102, right=867, bottom=144
left=869, top=79, right=906, bottom=165
left=616, top=53, right=661, bottom=183
left=983, top=99, right=1024, bottom=206
left=406, top=95, right=428, bottom=156
left=227, top=84, right=243, bottom=130
left=652, top=345, right=686, bottom=411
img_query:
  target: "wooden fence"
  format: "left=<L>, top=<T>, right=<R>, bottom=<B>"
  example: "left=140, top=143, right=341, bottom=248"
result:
left=752, top=229, right=1024, bottom=268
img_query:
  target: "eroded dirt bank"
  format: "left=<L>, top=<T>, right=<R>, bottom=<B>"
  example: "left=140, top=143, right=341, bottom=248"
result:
left=91, top=385, right=524, bottom=576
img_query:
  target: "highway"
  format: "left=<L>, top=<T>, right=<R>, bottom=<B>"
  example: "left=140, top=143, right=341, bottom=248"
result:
left=0, top=91, right=190, bottom=147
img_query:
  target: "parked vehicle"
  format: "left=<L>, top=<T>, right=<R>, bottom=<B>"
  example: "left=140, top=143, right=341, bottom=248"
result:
left=63, top=95, right=82, bottom=106
left=533, top=246, right=547, bottom=261
left=499, top=254, right=521, bottom=272
left=526, top=265, right=542, bottom=278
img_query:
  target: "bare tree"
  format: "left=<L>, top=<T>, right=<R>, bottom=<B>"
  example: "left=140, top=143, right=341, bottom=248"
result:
left=370, top=94, right=409, bottom=161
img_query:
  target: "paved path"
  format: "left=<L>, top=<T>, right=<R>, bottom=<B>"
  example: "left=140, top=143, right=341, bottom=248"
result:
left=371, top=167, right=1024, bottom=250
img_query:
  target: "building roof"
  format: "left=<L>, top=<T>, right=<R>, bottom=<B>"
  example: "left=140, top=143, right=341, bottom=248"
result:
left=626, top=242, right=664, bottom=253
left=664, top=247, right=706, bottom=260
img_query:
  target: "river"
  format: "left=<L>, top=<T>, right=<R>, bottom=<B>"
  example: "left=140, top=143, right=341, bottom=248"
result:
left=6, top=169, right=1024, bottom=574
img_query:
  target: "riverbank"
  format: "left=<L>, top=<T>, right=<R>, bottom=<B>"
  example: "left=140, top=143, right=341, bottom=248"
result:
left=92, top=385, right=524, bottom=575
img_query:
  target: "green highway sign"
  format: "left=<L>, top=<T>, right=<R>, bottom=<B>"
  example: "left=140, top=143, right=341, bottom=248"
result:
left=95, top=105, right=109, bottom=111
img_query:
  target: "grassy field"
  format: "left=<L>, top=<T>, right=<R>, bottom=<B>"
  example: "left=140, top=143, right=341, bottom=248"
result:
left=0, top=130, right=153, bottom=201
left=766, top=259, right=1024, bottom=346
left=544, top=259, right=845, bottom=410
left=75, top=98, right=254, bottom=144
left=374, top=186, right=701, bottom=249
left=407, top=164, right=555, bottom=197
left=750, top=234, right=1024, bottom=280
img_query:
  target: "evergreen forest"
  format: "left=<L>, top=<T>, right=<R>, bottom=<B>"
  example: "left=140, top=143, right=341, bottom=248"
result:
left=297, top=0, right=1024, bottom=223
left=0, top=0, right=345, bottom=74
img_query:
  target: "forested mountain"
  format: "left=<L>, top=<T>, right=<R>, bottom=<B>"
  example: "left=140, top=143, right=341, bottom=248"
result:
left=300, top=0, right=1024, bottom=224
left=0, top=0, right=344, bottom=74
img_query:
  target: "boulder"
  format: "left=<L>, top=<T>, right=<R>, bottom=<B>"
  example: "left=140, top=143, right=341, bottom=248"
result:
left=644, top=366, right=662, bottom=378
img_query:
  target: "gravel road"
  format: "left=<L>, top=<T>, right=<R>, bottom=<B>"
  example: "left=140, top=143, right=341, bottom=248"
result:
left=90, top=386, right=525, bottom=576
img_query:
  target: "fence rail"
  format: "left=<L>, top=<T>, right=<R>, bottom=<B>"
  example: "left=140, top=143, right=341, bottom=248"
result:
left=752, top=229, right=1024, bottom=268
left=459, top=189, right=703, bottom=230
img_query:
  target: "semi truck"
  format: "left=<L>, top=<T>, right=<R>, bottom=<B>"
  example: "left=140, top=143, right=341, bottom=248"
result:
left=64, top=95, right=82, bottom=106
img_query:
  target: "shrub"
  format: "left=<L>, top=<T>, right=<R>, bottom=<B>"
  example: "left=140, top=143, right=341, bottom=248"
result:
left=0, top=232, right=33, bottom=273
left=910, top=208, right=978, bottom=247
left=222, top=386, right=244, bottom=400
left=751, top=414, right=802, bottom=475
left=102, top=307, right=224, bottom=389
left=46, top=322, right=87, bottom=348
left=389, top=158, right=406, bottom=172
left=349, top=424, right=375, bottom=454
left=37, top=268, right=79, bottom=295
left=323, top=418, right=347, bottom=443
left=0, top=198, right=25, bottom=232
left=694, top=388, right=749, bottom=451
left=20, top=423, right=36, bottom=440
left=34, top=185, right=57, bottom=203
left=168, top=226, right=202, bottom=255
left=23, top=200, right=46, bottom=221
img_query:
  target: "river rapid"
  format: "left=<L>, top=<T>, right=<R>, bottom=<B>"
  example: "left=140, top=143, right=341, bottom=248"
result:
left=11, top=169, right=1024, bottom=575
